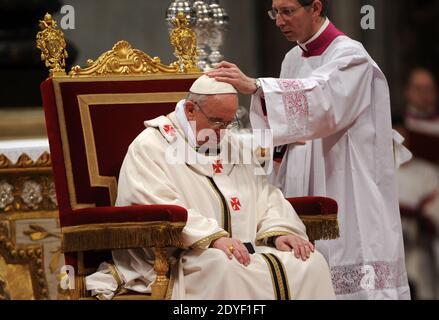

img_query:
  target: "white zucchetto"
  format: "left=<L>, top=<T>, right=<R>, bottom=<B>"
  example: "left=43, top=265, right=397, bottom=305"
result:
left=189, top=75, right=238, bottom=95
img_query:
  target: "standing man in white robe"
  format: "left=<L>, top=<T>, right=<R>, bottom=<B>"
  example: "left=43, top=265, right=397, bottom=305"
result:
left=85, top=75, right=335, bottom=300
left=207, top=0, right=410, bottom=299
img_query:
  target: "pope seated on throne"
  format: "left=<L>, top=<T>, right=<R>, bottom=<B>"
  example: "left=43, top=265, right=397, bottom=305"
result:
left=85, top=75, right=336, bottom=300
left=36, top=12, right=338, bottom=300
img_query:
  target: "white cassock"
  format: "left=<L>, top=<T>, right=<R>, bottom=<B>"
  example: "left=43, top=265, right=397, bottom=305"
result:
left=85, top=101, right=335, bottom=300
left=250, top=19, right=410, bottom=300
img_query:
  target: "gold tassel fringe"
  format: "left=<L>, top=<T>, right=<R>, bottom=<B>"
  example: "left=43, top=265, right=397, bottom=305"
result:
left=299, top=214, right=340, bottom=242
left=62, top=222, right=185, bottom=253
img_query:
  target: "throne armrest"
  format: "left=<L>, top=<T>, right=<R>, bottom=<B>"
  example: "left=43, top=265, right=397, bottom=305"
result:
left=287, top=197, right=339, bottom=242
left=61, top=205, right=187, bottom=253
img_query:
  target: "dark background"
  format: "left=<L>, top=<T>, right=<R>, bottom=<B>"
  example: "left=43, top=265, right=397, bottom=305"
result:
left=1, top=0, right=438, bottom=116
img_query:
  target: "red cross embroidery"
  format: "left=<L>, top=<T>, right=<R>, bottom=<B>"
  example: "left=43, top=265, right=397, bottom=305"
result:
left=163, top=125, right=176, bottom=137
left=230, top=197, right=241, bottom=211
left=212, top=160, right=223, bottom=174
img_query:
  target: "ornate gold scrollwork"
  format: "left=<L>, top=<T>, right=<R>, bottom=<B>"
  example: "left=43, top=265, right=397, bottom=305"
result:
left=36, top=13, right=68, bottom=77
left=0, top=222, right=49, bottom=299
left=70, top=40, right=179, bottom=76
left=36, top=12, right=200, bottom=77
left=0, top=278, right=10, bottom=300
left=0, top=153, right=57, bottom=214
left=0, top=152, right=52, bottom=169
left=151, top=247, right=170, bottom=299
left=169, top=12, right=199, bottom=73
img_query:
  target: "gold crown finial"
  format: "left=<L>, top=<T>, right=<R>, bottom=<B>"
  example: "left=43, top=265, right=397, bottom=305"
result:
left=36, top=13, right=68, bottom=77
left=36, top=12, right=201, bottom=77
left=170, top=12, right=199, bottom=73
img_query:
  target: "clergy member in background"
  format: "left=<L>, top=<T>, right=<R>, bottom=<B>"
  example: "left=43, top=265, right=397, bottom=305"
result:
left=397, top=68, right=439, bottom=300
left=207, top=0, right=410, bottom=299
left=399, top=68, right=439, bottom=216
left=85, top=75, right=336, bottom=300
left=405, top=68, right=438, bottom=122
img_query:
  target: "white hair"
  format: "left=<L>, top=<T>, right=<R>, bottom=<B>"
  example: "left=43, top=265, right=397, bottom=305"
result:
left=186, top=92, right=208, bottom=108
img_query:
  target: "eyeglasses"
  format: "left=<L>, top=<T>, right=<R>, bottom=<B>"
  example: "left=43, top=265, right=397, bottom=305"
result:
left=267, top=3, right=313, bottom=20
left=193, top=102, right=241, bottom=130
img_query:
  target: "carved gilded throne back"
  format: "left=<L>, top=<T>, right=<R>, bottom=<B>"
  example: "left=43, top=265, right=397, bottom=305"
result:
left=35, top=12, right=201, bottom=299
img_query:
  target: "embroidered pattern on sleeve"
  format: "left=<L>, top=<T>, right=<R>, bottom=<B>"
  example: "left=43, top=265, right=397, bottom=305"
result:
left=277, top=79, right=309, bottom=136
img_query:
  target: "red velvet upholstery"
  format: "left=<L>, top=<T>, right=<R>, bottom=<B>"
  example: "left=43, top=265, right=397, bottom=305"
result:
left=287, top=197, right=338, bottom=216
left=41, top=78, right=197, bottom=213
left=62, top=205, right=188, bottom=227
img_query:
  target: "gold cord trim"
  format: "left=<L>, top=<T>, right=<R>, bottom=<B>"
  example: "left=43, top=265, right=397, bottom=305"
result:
left=256, top=231, right=293, bottom=245
left=260, top=254, right=279, bottom=300
left=267, top=254, right=291, bottom=300
left=107, top=263, right=123, bottom=288
left=191, top=230, right=230, bottom=249
left=260, top=253, right=291, bottom=300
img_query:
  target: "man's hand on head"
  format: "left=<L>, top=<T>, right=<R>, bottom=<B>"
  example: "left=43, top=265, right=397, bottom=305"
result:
left=210, top=236, right=251, bottom=266
left=207, top=61, right=257, bottom=95
left=275, top=235, right=315, bottom=261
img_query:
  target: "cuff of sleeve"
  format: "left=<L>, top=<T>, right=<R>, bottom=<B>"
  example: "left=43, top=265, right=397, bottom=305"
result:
left=256, top=231, right=293, bottom=246
left=191, top=230, right=229, bottom=250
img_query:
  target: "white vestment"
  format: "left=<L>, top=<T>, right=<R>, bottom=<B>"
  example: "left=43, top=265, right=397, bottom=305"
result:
left=86, top=105, right=335, bottom=300
left=250, top=21, right=410, bottom=299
